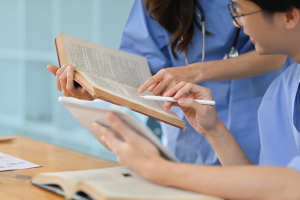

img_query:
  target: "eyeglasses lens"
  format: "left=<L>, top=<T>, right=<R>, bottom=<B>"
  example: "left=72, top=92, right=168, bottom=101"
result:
left=228, top=4, right=243, bottom=27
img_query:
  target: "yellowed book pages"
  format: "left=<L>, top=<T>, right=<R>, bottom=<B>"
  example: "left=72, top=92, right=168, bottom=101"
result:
left=55, top=33, right=186, bottom=130
left=32, top=166, right=223, bottom=200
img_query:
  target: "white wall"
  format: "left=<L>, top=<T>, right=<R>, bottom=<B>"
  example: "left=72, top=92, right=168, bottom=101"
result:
left=0, top=0, right=135, bottom=161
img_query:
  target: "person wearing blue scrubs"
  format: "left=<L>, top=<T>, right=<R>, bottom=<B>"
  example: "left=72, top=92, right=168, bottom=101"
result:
left=47, top=0, right=287, bottom=165
left=120, top=0, right=288, bottom=164
left=92, top=0, right=300, bottom=199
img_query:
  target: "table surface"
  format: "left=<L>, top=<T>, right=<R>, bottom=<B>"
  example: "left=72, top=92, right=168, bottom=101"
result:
left=0, top=136, right=119, bottom=200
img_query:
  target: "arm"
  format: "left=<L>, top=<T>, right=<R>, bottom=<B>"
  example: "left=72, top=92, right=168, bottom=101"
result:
left=138, top=51, right=287, bottom=95
left=93, top=113, right=300, bottom=200
left=163, top=82, right=252, bottom=165
left=154, top=160, right=300, bottom=200
left=197, top=51, right=287, bottom=82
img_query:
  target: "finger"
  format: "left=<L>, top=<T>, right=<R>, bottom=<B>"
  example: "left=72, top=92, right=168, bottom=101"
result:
left=99, top=135, right=112, bottom=151
left=56, top=65, right=68, bottom=91
left=66, top=66, right=76, bottom=93
left=163, top=92, right=188, bottom=111
left=164, top=101, right=179, bottom=111
left=148, top=82, right=159, bottom=92
left=59, top=66, right=70, bottom=96
left=151, top=76, right=173, bottom=96
left=47, top=65, right=59, bottom=76
left=165, top=81, right=178, bottom=93
left=163, top=81, right=187, bottom=98
left=138, top=73, right=163, bottom=93
left=159, top=90, right=166, bottom=97
left=174, top=83, right=213, bottom=101
left=106, top=113, right=137, bottom=143
left=178, top=98, right=204, bottom=113
left=159, top=81, right=178, bottom=96
left=93, top=122, right=123, bottom=152
left=174, top=84, right=195, bottom=100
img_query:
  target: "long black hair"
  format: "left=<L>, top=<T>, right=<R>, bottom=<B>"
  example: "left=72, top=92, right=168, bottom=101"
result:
left=144, top=0, right=208, bottom=60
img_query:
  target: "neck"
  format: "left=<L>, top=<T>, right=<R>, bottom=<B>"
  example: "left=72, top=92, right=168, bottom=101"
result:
left=284, top=36, right=300, bottom=64
left=287, top=29, right=300, bottom=64
left=290, top=50, right=300, bottom=64
left=294, top=55, right=300, bottom=64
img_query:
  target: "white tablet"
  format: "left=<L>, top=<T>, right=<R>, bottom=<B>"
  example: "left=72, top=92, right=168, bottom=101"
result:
left=58, top=97, right=179, bottom=163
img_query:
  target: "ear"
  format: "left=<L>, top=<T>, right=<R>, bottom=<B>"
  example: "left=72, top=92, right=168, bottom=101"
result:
left=284, top=8, right=300, bottom=30
left=233, top=20, right=240, bottom=28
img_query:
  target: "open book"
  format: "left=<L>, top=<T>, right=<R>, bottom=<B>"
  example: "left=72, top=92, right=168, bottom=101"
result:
left=55, top=33, right=186, bottom=130
left=31, top=166, right=222, bottom=200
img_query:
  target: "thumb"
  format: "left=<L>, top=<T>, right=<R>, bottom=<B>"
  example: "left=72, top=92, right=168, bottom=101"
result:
left=178, top=98, right=203, bottom=113
left=47, top=65, right=59, bottom=76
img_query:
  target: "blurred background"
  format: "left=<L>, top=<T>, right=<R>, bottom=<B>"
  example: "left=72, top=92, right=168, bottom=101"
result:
left=0, top=0, right=161, bottom=162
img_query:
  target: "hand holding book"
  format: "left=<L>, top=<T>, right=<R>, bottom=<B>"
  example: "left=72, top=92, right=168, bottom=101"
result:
left=47, top=64, right=94, bottom=101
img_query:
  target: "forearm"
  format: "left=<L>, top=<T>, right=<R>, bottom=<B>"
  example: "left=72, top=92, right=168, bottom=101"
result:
left=194, top=51, right=287, bottom=83
left=153, top=161, right=300, bottom=200
left=204, top=119, right=253, bottom=166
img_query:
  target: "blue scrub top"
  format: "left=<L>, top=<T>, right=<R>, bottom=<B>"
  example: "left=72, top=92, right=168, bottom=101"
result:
left=120, top=0, right=289, bottom=164
left=258, top=59, right=300, bottom=172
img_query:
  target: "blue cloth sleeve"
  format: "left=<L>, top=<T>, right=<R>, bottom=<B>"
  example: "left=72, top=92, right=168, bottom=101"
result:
left=287, top=156, right=300, bottom=173
left=119, top=0, right=172, bottom=73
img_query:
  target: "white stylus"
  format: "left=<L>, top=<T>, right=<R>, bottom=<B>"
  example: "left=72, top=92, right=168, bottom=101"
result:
left=141, top=95, right=215, bottom=106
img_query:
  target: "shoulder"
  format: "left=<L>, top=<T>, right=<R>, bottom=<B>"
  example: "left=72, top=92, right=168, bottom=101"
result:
left=269, top=59, right=299, bottom=87
left=259, top=59, right=298, bottom=102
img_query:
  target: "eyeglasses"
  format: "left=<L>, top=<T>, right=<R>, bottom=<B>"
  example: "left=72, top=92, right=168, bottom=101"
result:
left=228, top=3, right=263, bottom=27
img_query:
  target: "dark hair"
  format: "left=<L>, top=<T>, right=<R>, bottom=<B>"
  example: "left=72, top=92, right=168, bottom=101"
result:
left=144, top=0, right=209, bottom=59
left=249, top=0, right=300, bottom=13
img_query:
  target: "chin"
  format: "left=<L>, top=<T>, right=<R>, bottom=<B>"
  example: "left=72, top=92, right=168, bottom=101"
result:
left=254, top=44, right=273, bottom=55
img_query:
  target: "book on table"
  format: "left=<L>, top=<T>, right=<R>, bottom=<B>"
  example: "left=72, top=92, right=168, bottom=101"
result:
left=31, top=165, right=222, bottom=200
left=55, top=33, right=186, bottom=130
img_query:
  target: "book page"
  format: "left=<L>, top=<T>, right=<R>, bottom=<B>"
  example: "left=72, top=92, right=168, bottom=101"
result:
left=41, top=167, right=120, bottom=185
left=60, top=33, right=182, bottom=122
left=33, top=166, right=220, bottom=200
left=35, top=167, right=123, bottom=198
left=83, top=73, right=180, bottom=118
left=63, top=33, right=150, bottom=88
left=80, top=166, right=220, bottom=200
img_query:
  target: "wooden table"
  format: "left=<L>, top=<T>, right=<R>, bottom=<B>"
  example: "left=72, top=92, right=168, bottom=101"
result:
left=0, top=136, right=119, bottom=200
